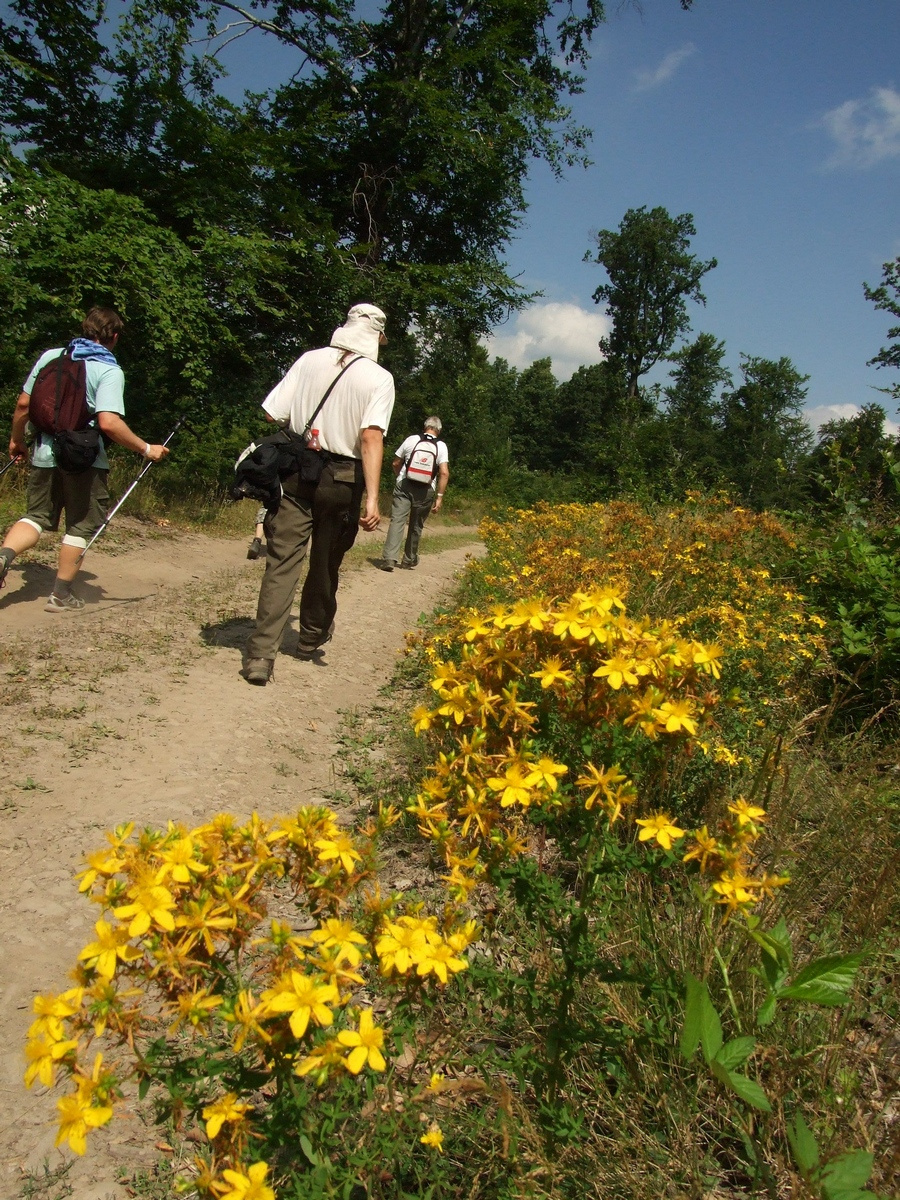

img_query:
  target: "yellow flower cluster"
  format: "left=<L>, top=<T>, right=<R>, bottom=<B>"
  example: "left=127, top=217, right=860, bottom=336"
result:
left=25, top=807, right=472, bottom=1196
left=409, top=587, right=723, bottom=894
left=635, top=797, right=789, bottom=918
left=465, top=498, right=827, bottom=696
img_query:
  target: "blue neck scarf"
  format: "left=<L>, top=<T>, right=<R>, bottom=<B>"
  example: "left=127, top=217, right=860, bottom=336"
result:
left=68, top=337, right=118, bottom=365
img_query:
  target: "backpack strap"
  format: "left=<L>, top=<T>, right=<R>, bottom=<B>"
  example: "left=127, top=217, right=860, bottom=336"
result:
left=52, top=351, right=68, bottom=434
left=299, top=354, right=363, bottom=440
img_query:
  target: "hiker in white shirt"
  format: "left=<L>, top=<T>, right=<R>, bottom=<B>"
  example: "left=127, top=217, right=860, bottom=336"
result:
left=379, top=417, right=449, bottom=571
left=244, top=303, right=395, bottom=684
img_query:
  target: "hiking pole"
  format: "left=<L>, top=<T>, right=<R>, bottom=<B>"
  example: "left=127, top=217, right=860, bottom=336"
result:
left=78, top=416, right=186, bottom=560
left=0, top=455, right=24, bottom=481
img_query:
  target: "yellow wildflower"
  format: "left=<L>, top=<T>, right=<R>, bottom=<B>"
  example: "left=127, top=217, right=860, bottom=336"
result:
left=593, top=654, right=639, bottom=690
left=420, top=1125, right=444, bottom=1153
left=337, top=1009, right=387, bottom=1074
left=214, top=1160, right=275, bottom=1200
left=727, top=798, right=767, bottom=828
left=314, top=832, right=362, bottom=876
left=486, top=761, right=534, bottom=808
left=168, top=986, right=224, bottom=1033
left=77, top=919, right=142, bottom=980
left=114, top=880, right=177, bottom=938
left=308, top=918, right=367, bottom=968
left=154, top=835, right=207, bottom=883
left=261, top=971, right=337, bottom=1039
left=375, top=918, right=428, bottom=976
left=652, top=699, right=699, bottom=736
left=414, top=939, right=468, bottom=984
left=175, top=896, right=237, bottom=956
left=530, top=657, right=575, bottom=689
left=202, top=1092, right=252, bottom=1139
left=55, top=1088, right=113, bottom=1156
left=29, top=989, right=83, bottom=1042
left=575, top=763, right=629, bottom=812
left=411, top=705, right=434, bottom=733
left=682, top=826, right=720, bottom=872
left=712, top=869, right=758, bottom=912
left=294, top=1037, right=347, bottom=1083
left=24, top=1034, right=79, bottom=1089
left=523, top=756, right=568, bottom=793
left=635, top=813, right=686, bottom=851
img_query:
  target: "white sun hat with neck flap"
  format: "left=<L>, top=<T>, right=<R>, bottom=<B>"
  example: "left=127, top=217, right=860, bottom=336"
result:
left=330, top=303, right=387, bottom=361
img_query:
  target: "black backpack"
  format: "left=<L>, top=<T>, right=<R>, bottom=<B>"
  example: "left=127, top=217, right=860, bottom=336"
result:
left=28, top=351, right=101, bottom=472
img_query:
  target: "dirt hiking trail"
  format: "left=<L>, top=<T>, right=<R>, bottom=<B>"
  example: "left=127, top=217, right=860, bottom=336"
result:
left=0, top=520, right=482, bottom=1200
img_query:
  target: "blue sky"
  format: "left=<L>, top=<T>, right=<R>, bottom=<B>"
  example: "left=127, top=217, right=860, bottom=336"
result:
left=482, top=0, right=900, bottom=433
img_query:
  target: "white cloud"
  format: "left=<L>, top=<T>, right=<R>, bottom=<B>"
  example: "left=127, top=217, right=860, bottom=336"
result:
left=633, top=43, right=697, bottom=92
left=482, top=302, right=610, bottom=382
left=805, top=402, right=899, bottom=438
left=821, top=85, right=900, bottom=168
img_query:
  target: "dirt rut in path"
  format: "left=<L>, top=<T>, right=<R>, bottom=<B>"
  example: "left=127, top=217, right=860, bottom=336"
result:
left=0, top=523, right=481, bottom=1200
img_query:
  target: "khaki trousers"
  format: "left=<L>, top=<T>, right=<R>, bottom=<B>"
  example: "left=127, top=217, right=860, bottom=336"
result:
left=246, top=458, right=363, bottom=660
left=381, top=478, right=435, bottom=567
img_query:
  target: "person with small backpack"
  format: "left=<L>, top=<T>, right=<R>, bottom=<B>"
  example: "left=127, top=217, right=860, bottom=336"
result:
left=378, top=417, right=449, bottom=572
left=0, top=307, right=169, bottom=611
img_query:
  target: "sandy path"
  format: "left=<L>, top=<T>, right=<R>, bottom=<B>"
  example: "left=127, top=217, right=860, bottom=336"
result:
left=0, top=522, right=481, bottom=1200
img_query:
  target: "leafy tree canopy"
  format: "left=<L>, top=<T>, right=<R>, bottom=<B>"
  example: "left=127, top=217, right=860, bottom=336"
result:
left=0, top=0, right=615, bottom=347
left=717, top=354, right=812, bottom=510
left=864, top=257, right=900, bottom=398
left=589, top=205, right=717, bottom=398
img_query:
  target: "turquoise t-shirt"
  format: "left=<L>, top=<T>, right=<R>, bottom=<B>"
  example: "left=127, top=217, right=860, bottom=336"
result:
left=23, top=348, right=126, bottom=470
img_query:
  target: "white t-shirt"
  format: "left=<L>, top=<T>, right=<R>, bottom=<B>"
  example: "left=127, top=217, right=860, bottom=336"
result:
left=394, top=434, right=449, bottom=485
left=23, top=348, right=126, bottom=470
left=261, top=347, right=395, bottom=459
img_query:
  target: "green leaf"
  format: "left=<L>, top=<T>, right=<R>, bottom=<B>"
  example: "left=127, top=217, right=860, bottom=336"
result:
left=137, top=1075, right=150, bottom=1101
left=786, top=1112, right=820, bottom=1175
left=713, top=1036, right=756, bottom=1070
left=758, top=951, right=789, bottom=992
left=756, top=993, right=777, bottom=1027
left=709, top=1060, right=772, bottom=1111
left=780, top=953, right=865, bottom=1006
left=751, top=916, right=793, bottom=969
left=820, top=1150, right=875, bottom=1200
left=680, top=972, right=703, bottom=1061
left=299, top=1134, right=322, bottom=1166
left=698, top=984, right=723, bottom=1062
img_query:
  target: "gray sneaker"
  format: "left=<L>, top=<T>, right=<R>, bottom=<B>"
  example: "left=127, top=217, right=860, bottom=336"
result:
left=45, top=591, right=85, bottom=612
left=378, top=560, right=396, bottom=572
left=244, top=657, right=274, bottom=685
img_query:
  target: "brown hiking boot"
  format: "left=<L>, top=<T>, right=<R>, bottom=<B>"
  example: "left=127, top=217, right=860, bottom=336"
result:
left=244, top=658, right=274, bottom=685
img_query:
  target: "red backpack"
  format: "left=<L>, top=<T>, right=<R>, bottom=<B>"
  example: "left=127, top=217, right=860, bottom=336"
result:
left=28, top=351, right=90, bottom=435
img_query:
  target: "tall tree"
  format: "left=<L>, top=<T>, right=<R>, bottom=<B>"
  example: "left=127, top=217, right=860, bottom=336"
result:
left=589, top=205, right=717, bottom=398
left=663, top=332, right=731, bottom=490
left=807, top=403, right=900, bottom=510
left=864, top=257, right=900, bottom=400
left=0, top=0, right=612, bottom=341
left=717, top=355, right=812, bottom=510
left=512, top=358, right=559, bottom=469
